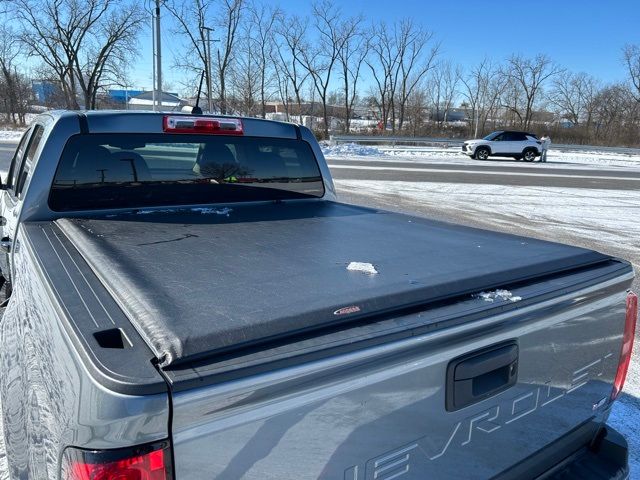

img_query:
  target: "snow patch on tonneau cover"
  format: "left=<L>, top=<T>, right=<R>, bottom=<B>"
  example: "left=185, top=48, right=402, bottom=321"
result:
left=135, top=207, right=233, bottom=216
left=346, top=262, right=378, bottom=275
left=191, top=207, right=233, bottom=216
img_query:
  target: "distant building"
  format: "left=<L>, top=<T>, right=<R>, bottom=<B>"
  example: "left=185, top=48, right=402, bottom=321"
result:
left=431, top=108, right=468, bottom=122
left=128, top=91, right=186, bottom=111
left=556, top=117, right=576, bottom=128
left=107, top=89, right=144, bottom=105
left=32, top=80, right=59, bottom=103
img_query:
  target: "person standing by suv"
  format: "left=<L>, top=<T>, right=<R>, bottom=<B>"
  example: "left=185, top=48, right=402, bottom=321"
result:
left=540, top=135, right=551, bottom=162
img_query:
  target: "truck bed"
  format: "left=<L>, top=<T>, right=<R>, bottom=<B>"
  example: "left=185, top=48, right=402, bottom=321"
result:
left=53, top=200, right=610, bottom=368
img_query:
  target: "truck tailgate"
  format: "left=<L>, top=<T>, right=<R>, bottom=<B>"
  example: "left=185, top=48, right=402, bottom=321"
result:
left=168, top=262, right=633, bottom=479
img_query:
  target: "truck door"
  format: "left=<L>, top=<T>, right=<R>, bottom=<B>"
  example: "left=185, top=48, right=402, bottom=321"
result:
left=0, top=125, right=44, bottom=283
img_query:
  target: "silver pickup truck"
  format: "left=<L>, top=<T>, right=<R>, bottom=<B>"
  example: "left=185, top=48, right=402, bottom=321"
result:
left=0, top=111, right=636, bottom=479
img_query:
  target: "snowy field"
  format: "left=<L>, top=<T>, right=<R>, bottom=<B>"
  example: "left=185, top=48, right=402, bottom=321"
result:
left=0, top=131, right=24, bottom=143
left=326, top=143, right=640, bottom=477
left=323, top=142, right=640, bottom=170
left=334, top=181, right=639, bottom=261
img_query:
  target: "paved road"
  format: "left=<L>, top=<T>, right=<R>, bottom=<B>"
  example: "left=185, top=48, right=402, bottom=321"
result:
left=0, top=144, right=15, bottom=172
left=329, top=159, right=640, bottom=190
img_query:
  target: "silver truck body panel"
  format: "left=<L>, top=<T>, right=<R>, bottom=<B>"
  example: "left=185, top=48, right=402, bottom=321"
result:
left=170, top=271, right=631, bottom=479
left=0, top=227, right=169, bottom=479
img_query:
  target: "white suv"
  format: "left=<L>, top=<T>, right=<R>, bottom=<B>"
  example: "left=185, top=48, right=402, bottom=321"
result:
left=462, top=130, right=542, bottom=161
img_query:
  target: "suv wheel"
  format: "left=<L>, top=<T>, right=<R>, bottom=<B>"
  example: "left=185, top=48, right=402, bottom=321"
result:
left=476, top=147, right=490, bottom=160
left=522, top=149, right=536, bottom=162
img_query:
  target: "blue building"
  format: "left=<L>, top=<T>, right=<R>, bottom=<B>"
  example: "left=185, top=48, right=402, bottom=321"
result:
left=107, top=89, right=145, bottom=105
left=32, top=80, right=59, bottom=103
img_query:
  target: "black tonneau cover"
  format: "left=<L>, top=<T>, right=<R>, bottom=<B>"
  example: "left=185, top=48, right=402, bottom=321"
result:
left=55, top=201, right=609, bottom=367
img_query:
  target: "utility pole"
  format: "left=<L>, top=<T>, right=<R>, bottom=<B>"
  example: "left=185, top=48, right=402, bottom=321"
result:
left=203, top=26, right=214, bottom=113
left=155, top=0, right=162, bottom=109
left=151, top=11, right=156, bottom=111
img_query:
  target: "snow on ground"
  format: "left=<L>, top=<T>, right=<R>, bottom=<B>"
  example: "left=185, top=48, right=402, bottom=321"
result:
left=0, top=131, right=24, bottom=143
left=335, top=178, right=640, bottom=478
left=0, top=114, right=39, bottom=143
left=334, top=180, right=640, bottom=261
left=322, top=143, right=640, bottom=170
left=320, top=142, right=386, bottom=157
left=609, top=395, right=640, bottom=476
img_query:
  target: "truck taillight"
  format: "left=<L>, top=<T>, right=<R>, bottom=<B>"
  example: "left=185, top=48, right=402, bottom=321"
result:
left=61, top=441, right=172, bottom=480
left=611, top=292, right=637, bottom=401
left=163, top=115, right=243, bottom=135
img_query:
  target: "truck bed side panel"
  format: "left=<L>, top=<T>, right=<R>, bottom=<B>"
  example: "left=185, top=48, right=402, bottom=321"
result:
left=0, top=227, right=169, bottom=479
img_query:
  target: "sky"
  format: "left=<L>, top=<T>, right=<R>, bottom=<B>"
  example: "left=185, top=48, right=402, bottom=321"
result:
left=130, top=0, right=640, bottom=92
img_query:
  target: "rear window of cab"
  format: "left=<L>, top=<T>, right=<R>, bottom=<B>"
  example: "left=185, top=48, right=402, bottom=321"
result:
left=49, top=133, right=324, bottom=211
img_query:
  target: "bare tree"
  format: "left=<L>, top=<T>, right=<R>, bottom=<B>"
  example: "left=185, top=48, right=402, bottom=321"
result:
left=299, top=0, right=349, bottom=138
left=592, top=83, right=634, bottom=143
left=165, top=0, right=215, bottom=107
left=275, top=14, right=310, bottom=124
left=214, top=0, right=244, bottom=114
left=75, top=5, right=145, bottom=109
left=270, top=52, right=291, bottom=120
left=231, top=19, right=259, bottom=115
left=483, top=73, right=508, bottom=132
left=366, top=21, right=397, bottom=132
left=404, top=87, right=428, bottom=136
left=336, top=15, right=367, bottom=133
left=0, top=25, right=28, bottom=124
left=460, top=58, right=489, bottom=136
left=428, top=60, right=460, bottom=126
left=548, top=71, right=600, bottom=128
left=395, top=20, right=439, bottom=131
left=460, top=59, right=508, bottom=136
left=366, top=19, right=438, bottom=133
left=622, top=44, right=640, bottom=102
left=246, top=2, right=280, bottom=118
left=504, top=54, right=562, bottom=129
left=10, top=0, right=144, bottom=110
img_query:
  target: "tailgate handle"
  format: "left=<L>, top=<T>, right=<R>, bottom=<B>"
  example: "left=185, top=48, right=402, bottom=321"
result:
left=446, top=342, right=518, bottom=411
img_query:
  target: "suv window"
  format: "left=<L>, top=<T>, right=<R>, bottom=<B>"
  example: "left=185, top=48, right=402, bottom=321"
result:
left=6, top=128, right=31, bottom=191
left=15, top=126, right=44, bottom=198
left=511, top=132, right=528, bottom=141
left=49, top=133, right=325, bottom=211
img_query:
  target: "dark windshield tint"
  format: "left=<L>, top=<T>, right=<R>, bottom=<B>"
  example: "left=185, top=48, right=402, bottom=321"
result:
left=483, top=131, right=502, bottom=140
left=49, top=134, right=324, bottom=211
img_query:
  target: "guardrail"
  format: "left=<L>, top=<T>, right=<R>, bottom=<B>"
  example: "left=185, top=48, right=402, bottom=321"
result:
left=329, top=135, right=640, bottom=155
left=329, top=135, right=463, bottom=148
